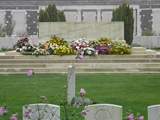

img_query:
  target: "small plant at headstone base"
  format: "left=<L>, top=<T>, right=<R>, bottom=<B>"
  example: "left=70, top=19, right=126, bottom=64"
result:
left=0, top=105, right=8, bottom=116
left=10, top=113, right=18, bottom=120
left=112, top=2, right=134, bottom=45
left=59, top=85, right=86, bottom=120
left=71, top=88, right=94, bottom=108
left=0, top=105, right=19, bottom=120
left=125, top=111, right=144, bottom=120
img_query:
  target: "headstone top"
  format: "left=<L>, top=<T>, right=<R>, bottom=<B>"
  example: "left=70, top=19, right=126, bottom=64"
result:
left=85, top=104, right=122, bottom=108
left=23, top=103, right=60, bottom=120
left=84, top=104, right=122, bottom=120
left=148, top=104, right=160, bottom=120
left=148, top=105, right=160, bottom=109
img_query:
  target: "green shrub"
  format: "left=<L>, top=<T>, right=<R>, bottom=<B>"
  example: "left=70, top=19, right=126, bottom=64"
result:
left=39, top=4, right=66, bottom=22
left=112, top=2, right=134, bottom=45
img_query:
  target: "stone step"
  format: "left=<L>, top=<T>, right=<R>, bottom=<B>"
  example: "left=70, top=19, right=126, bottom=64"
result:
left=0, top=54, right=159, bottom=59
left=0, top=58, right=160, bottom=63
left=1, top=63, right=160, bottom=68
left=45, top=63, right=160, bottom=68
left=131, top=47, right=146, bottom=52
left=0, top=63, right=45, bottom=68
left=0, top=67, right=160, bottom=74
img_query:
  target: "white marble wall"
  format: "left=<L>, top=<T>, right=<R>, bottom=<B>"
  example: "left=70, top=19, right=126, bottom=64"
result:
left=133, top=36, right=160, bottom=48
left=152, top=9, right=160, bottom=35
left=101, top=11, right=112, bottom=22
left=56, top=5, right=141, bottom=36
left=39, top=22, right=124, bottom=41
left=82, top=10, right=97, bottom=22
left=0, top=11, right=5, bottom=25
left=64, top=10, right=78, bottom=22
left=12, top=10, right=26, bottom=36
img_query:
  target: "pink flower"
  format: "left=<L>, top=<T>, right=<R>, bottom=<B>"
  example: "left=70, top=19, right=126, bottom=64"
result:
left=26, top=69, right=33, bottom=77
left=127, top=113, right=134, bottom=120
left=138, top=116, right=144, bottom=120
left=0, top=107, right=7, bottom=116
left=80, top=88, right=86, bottom=97
left=10, top=113, right=18, bottom=120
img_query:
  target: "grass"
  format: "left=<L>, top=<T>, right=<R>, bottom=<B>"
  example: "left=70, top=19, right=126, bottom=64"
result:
left=0, top=73, right=160, bottom=120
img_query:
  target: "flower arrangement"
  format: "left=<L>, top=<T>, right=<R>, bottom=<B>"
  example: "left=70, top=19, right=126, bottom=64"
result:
left=15, top=36, right=131, bottom=56
left=14, top=37, right=36, bottom=55
left=111, top=40, right=131, bottom=55
left=71, top=38, right=89, bottom=51
left=72, top=38, right=97, bottom=57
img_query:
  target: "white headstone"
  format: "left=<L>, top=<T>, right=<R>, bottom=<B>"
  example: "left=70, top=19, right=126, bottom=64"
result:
left=84, top=104, right=122, bottom=120
left=23, top=104, right=60, bottom=120
left=148, top=105, right=160, bottom=120
left=67, top=65, right=76, bottom=104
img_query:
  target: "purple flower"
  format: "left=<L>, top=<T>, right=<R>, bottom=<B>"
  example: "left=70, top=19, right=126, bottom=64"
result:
left=26, top=69, right=33, bottom=77
left=127, top=113, right=134, bottom=120
left=10, top=114, right=18, bottom=120
left=0, top=107, right=7, bottom=116
left=24, top=108, right=32, bottom=119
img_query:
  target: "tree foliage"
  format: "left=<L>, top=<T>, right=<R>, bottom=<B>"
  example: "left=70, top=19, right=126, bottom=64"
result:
left=112, top=2, right=134, bottom=45
left=39, top=4, right=66, bottom=22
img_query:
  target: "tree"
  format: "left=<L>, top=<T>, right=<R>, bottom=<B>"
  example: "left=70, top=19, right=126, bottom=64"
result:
left=46, top=4, right=58, bottom=22
left=112, top=2, right=134, bottom=45
left=39, top=9, right=49, bottom=22
left=39, top=4, right=66, bottom=22
left=57, top=11, right=66, bottom=22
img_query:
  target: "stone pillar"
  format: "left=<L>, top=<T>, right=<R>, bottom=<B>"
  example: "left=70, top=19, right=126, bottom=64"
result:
left=26, top=11, right=38, bottom=35
left=137, top=8, right=142, bottom=36
left=77, top=9, right=82, bottom=22
left=67, top=65, right=76, bottom=104
left=97, top=9, right=101, bottom=22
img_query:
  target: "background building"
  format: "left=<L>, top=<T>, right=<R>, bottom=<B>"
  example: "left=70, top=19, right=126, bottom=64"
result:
left=0, top=0, right=160, bottom=36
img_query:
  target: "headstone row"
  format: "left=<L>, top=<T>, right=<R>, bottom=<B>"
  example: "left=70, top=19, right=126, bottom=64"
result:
left=22, top=104, right=160, bottom=120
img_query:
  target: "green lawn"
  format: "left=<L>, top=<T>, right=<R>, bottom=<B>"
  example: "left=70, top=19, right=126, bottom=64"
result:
left=0, top=74, right=160, bottom=120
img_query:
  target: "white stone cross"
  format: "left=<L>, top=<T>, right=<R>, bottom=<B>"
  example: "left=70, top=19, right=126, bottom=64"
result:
left=67, top=65, right=76, bottom=104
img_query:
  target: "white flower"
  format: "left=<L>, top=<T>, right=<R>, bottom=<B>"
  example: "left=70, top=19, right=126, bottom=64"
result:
left=22, top=46, right=27, bottom=50
left=80, top=88, right=86, bottom=95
